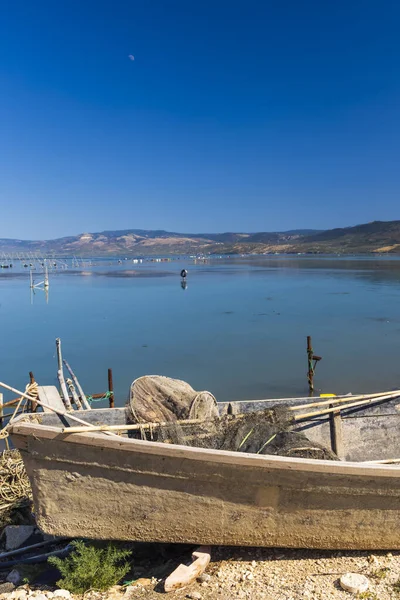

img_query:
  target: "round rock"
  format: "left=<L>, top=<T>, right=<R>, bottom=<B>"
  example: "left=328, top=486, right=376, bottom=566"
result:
left=340, top=573, right=369, bottom=594
left=53, top=592, right=71, bottom=600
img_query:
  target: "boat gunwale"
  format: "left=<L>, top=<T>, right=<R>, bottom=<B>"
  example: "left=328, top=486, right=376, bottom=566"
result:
left=10, top=420, right=400, bottom=478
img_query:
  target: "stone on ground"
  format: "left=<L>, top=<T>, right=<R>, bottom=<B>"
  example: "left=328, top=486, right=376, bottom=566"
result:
left=6, top=571, right=22, bottom=587
left=3, top=526, right=35, bottom=551
left=339, top=573, right=369, bottom=594
left=53, top=591, right=71, bottom=599
left=11, top=589, right=28, bottom=600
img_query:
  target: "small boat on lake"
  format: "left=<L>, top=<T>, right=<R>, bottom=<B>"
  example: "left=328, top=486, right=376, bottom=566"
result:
left=9, top=383, right=400, bottom=550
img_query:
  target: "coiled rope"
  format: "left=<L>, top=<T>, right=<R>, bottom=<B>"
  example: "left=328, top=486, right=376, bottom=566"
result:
left=0, top=383, right=38, bottom=517
left=0, top=382, right=39, bottom=447
left=0, top=450, right=32, bottom=515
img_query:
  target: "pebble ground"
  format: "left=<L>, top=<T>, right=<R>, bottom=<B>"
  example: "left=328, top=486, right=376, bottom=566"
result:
left=3, top=547, right=400, bottom=600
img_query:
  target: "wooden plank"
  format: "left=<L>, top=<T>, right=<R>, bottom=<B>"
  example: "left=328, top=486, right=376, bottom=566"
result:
left=11, top=421, right=400, bottom=478
left=62, top=418, right=208, bottom=434
left=38, top=386, right=66, bottom=413
left=330, top=408, right=344, bottom=460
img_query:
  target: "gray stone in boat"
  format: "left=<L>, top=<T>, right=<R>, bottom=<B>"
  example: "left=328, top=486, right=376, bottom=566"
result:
left=9, top=393, right=400, bottom=550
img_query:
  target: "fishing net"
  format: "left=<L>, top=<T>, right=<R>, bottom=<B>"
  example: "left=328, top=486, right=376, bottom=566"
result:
left=146, top=413, right=337, bottom=460
left=129, top=376, right=219, bottom=423
left=127, top=378, right=337, bottom=460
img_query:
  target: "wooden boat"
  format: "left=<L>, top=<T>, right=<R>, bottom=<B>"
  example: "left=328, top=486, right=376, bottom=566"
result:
left=9, top=392, right=400, bottom=550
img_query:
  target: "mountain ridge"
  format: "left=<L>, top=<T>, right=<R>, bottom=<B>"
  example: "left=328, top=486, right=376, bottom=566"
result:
left=0, top=222, right=399, bottom=256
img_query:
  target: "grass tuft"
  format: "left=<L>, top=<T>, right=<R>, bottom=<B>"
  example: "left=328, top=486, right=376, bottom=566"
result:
left=371, top=566, right=390, bottom=580
left=48, top=540, right=132, bottom=594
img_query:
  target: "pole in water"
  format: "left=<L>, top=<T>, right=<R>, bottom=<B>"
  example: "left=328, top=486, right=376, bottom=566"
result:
left=56, top=338, right=63, bottom=372
left=44, top=264, right=49, bottom=288
left=307, top=335, right=322, bottom=395
left=108, top=368, right=114, bottom=408
left=28, top=371, right=37, bottom=413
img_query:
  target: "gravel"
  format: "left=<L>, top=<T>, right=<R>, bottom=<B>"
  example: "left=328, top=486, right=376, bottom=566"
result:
left=118, top=546, right=400, bottom=600
left=1, top=547, right=400, bottom=600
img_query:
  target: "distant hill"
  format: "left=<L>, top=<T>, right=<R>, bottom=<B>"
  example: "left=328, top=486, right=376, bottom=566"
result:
left=0, top=228, right=321, bottom=256
left=297, top=220, right=400, bottom=254
left=0, top=222, right=399, bottom=256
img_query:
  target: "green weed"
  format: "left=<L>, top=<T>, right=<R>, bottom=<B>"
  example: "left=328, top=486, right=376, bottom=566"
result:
left=48, top=540, right=132, bottom=594
left=371, top=566, right=390, bottom=580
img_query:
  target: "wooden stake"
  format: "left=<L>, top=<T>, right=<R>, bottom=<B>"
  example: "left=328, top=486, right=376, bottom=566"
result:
left=307, top=336, right=322, bottom=395
left=28, top=371, right=37, bottom=413
left=329, top=406, right=344, bottom=459
left=63, top=359, right=91, bottom=410
left=56, top=339, right=72, bottom=411
left=108, top=368, right=114, bottom=408
left=66, top=379, right=83, bottom=410
left=307, top=336, right=314, bottom=393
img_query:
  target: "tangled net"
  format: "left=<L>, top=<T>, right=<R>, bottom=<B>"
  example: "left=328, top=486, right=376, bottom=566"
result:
left=136, top=409, right=338, bottom=460
left=126, top=377, right=337, bottom=461
left=0, top=450, right=32, bottom=518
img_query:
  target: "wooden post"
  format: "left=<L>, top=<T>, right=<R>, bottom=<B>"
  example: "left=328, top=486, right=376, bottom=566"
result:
left=66, top=379, right=83, bottom=410
left=63, top=359, right=91, bottom=410
left=329, top=405, right=344, bottom=459
left=28, top=371, right=38, bottom=413
left=307, top=336, right=314, bottom=393
left=108, top=368, right=114, bottom=408
left=307, top=336, right=322, bottom=395
left=56, top=339, right=72, bottom=411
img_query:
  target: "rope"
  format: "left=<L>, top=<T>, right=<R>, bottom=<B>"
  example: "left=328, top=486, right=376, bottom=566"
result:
left=0, top=382, right=37, bottom=517
left=25, top=382, right=39, bottom=400
left=0, top=382, right=39, bottom=444
left=0, top=450, right=32, bottom=517
left=86, top=391, right=113, bottom=404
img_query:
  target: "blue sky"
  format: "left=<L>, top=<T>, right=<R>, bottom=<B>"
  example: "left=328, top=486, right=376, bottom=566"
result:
left=1, top=0, right=400, bottom=239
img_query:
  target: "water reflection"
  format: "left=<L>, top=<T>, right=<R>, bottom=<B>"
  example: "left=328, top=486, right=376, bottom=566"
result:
left=1, top=255, right=400, bottom=404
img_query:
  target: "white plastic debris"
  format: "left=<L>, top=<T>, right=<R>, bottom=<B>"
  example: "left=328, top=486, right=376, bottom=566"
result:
left=340, top=573, right=369, bottom=594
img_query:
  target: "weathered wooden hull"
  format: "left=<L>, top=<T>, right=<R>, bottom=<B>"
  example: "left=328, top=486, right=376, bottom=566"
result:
left=10, top=411, right=400, bottom=550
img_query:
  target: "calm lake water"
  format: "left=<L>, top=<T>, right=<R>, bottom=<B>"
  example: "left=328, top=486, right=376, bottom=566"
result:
left=1, top=255, right=400, bottom=406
